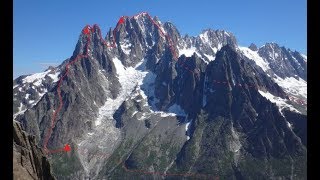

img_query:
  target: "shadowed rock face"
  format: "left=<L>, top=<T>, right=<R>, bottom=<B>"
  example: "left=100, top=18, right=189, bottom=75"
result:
left=13, top=13, right=306, bottom=179
left=249, top=43, right=258, bottom=51
left=170, top=46, right=306, bottom=179
left=13, top=121, right=55, bottom=180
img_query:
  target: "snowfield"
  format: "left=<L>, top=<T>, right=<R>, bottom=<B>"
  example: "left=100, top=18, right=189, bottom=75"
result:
left=13, top=69, right=60, bottom=120
left=178, top=46, right=198, bottom=57
left=258, top=90, right=300, bottom=115
left=22, top=69, right=60, bottom=86
left=79, top=57, right=189, bottom=177
left=95, top=57, right=147, bottom=126
left=273, top=75, right=307, bottom=99
left=239, top=46, right=270, bottom=72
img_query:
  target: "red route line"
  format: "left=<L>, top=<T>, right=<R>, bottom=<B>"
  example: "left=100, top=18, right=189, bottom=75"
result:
left=76, top=147, right=218, bottom=179
left=176, top=56, right=306, bottom=105
left=117, top=12, right=179, bottom=59
left=42, top=11, right=304, bottom=178
left=210, top=79, right=307, bottom=105
left=90, top=12, right=178, bottom=57
left=43, top=12, right=179, bottom=154
left=43, top=11, right=218, bottom=179
left=100, top=11, right=306, bottom=105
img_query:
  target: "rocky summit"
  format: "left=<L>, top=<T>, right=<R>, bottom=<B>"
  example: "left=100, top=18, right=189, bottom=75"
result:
left=13, top=12, right=307, bottom=179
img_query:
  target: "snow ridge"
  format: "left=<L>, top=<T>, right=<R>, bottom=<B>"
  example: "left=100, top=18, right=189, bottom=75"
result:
left=258, top=90, right=300, bottom=115
left=239, top=46, right=270, bottom=72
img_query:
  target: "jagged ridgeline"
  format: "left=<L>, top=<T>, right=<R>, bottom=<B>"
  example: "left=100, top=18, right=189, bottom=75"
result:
left=13, top=12, right=306, bottom=179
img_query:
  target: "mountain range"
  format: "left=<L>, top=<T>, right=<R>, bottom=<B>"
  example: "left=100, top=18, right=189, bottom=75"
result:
left=13, top=12, right=307, bottom=179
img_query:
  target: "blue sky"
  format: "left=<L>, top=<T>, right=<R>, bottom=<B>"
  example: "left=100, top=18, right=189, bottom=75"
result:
left=13, top=0, right=307, bottom=78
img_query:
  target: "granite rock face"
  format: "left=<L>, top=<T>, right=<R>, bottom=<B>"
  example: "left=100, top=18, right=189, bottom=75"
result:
left=13, top=121, right=56, bottom=180
left=13, top=13, right=307, bottom=179
left=169, top=46, right=306, bottom=179
left=258, top=43, right=307, bottom=80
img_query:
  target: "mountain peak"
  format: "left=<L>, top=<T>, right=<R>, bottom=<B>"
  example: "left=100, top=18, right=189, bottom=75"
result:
left=13, top=12, right=307, bottom=179
left=248, top=43, right=258, bottom=51
left=264, top=42, right=280, bottom=48
left=200, top=28, right=233, bottom=36
left=132, top=12, right=149, bottom=19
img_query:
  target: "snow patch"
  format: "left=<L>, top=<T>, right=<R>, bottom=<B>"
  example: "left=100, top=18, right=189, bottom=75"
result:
left=203, top=53, right=215, bottom=61
left=95, top=58, right=147, bottom=126
left=258, top=90, right=301, bottom=115
left=138, top=78, right=177, bottom=118
left=157, top=112, right=176, bottom=117
left=25, top=93, right=30, bottom=99
left=131, top=111, right=138, bottom=117
left=239, top=46, right=270, bottom=72
left=273, top=76, right=307, bottom=99
left=23, top=70, right=50, bottom=84
left=140, top=72, right=159, bottom=109
left=48, top=71, right=60, bottom=82
left=120, top=39, right=132, bottom=55
left=300, top=53, right=307, bottom=61
left=217, top=43, right=222, bottom=51
left=22, top=70, right=60, bottom=87
left=38, top=88, right=48, bottom=97
left=212, top=47, right=218, bottom=53
left=159, top=25, right=166, bottom=35
left=178, top=46, right=197, bottom=57
left=291, top=56, right=299, bottom=64
left=186, top=122, right=191, bottom=140
left=13, top=103, right=26, bottom=120
left=287, top=121, right=293, bottom=129
left=199, top=31, right=209, bottom=43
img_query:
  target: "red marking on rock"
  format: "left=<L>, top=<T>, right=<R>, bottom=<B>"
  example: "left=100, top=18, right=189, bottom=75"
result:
left=64, top=144, right=71, bottom=152
left=118, top=17, right=125, bottom=25
left=43, top=12, right=183, bottom=155
left=43, top=11, right=304, bottom=178
left=83, top=26, right=91, bottom=35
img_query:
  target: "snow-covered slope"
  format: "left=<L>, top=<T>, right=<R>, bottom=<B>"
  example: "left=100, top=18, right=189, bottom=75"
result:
left=177, top=29, right=237, bottom=63
left=239, top=46, right=270, bottom=72
left=13, top=13, right=307, bottom=179
left=273, top=76, right=307, bottom=99
left=239, top=44, right=307, bottom=110
left=13, top=67, right=60, bottom=119
left=258, top=90, right=300, bottom=115
left=95, top=58, right=148, bottom=126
